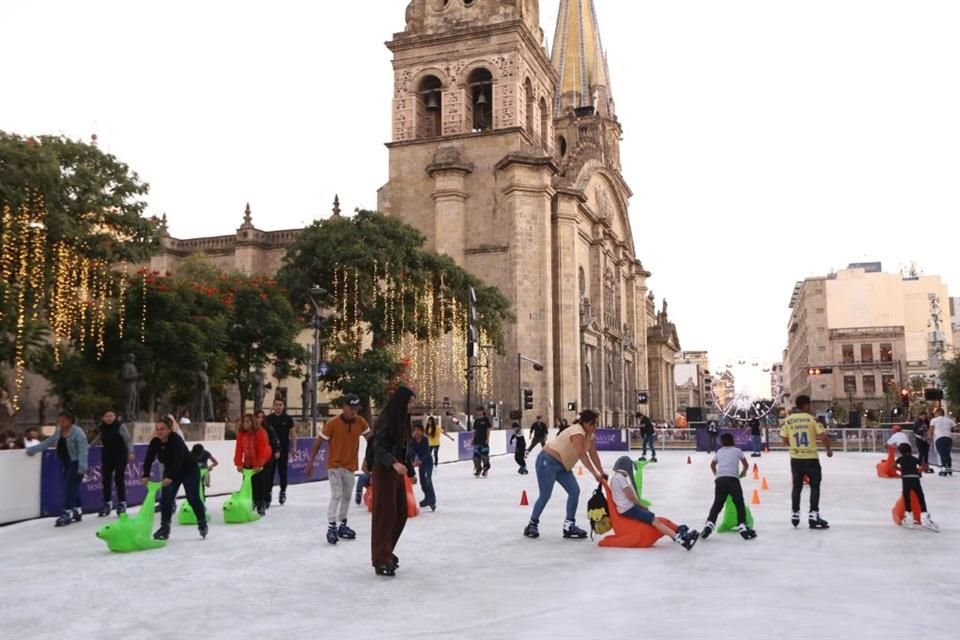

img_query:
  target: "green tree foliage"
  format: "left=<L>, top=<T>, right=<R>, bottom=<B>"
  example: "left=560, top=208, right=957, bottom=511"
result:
left=941, top=358, right=960, bottom=416
left=278, top=210, right=511, bottom=407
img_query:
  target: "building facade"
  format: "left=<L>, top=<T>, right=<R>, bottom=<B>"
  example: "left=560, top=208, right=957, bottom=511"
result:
left=378, top=0, right=667, bottom=426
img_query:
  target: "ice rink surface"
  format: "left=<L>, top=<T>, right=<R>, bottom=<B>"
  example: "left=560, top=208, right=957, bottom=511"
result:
left=1, top=450, right=958, bottom=640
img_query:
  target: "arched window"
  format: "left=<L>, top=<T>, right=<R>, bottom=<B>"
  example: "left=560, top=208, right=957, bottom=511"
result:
left=539, top=97, right=549, bottom=148
left=524, top=78, right=535, bottom=134
left=558, top=135, right=567, bottom=157
left=468, top=68, right=493, bottom=132
left=418, top=75, right=443, bottom=139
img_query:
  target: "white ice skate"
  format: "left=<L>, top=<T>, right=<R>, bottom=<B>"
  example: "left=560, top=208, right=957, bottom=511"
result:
left=901, top=516, right=914, bottom=529
left=920, top=514, right=940, bottom=533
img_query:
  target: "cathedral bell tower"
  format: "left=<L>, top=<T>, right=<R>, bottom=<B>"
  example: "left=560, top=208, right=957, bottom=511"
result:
left=378, top=0, right=559, bottom=422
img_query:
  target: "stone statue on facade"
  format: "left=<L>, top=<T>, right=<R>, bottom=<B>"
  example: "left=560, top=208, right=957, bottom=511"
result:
left=120, top=353, right=140, bottom=422
left=251, top=368, right=271, bottom=413
left=301, top=371, right=315, bottom=421
left=193, top=362, right=214, bottom=422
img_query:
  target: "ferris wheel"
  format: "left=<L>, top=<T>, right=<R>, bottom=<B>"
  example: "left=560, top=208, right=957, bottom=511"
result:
left=710, top=359, right=782, bottom=424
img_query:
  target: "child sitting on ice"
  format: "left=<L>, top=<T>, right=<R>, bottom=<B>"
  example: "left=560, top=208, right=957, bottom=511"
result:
left=609, top=456, right=699, bottom=550
left=895, top=442, right=938, bottom=531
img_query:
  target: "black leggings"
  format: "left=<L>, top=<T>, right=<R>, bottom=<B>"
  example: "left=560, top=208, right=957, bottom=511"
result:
left=901, top=477, right=927, bottom=512
left=160, top=464, right=206, bottom=526
left=430, top=445, right=440, bottom=466
left=935, top=437, right=953, bottom=470
left=260, top=459, right=275, bottom=504
left=274, top=447, right=289, bottom=491
left=101, top=455, right=127, bottom=503
left=706, top=477, right=746, bottom=525
left=917, top=440, right=930, bottom=467
left=790, top=458, right=822, bottom=513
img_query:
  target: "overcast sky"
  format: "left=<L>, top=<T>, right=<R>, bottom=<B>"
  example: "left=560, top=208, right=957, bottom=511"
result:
left=3, top=0, right=958, bottom=380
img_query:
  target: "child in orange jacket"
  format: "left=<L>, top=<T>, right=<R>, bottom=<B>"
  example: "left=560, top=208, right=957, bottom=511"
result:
left=234, top=414, right=273, bottom=514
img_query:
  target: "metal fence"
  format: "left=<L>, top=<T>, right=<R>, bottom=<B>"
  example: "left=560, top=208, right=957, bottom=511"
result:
left=629, top=428, right=959, bottom=454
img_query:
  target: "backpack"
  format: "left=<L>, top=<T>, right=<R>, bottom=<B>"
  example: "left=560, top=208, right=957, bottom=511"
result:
left=586, top=483, right=612, bottom=537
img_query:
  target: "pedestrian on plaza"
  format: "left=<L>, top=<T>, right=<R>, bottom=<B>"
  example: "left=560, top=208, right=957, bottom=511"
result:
left=26, top=411, right=89, bottom=527
left=706, top=420, right=720, bottom=453
left=306, top=394, right=371, bottom=544
left=637, top=411, right=657, bottom=462
left=472, top=406, right=492, bottom=477
left=142, top=415, right=207, bottom=540
left=265, top=399, right=295, bottom=505
left=256, top=409, right=281, bottom=510
left=779, top=395, right=833, bottom=529
left=178, top=409, right=191, bottom=425
left=22, top=427, right=41, bottom=448
left=425, top=415, right=453, bottom=466
left=912, top=412, right=932, bottom=473
left=369, top=386, right=416, bottom=577
left=930, top=408, right=956, bottom=476
left=748, top=416, right=763, bottom=457
left=523, top=409, right=605, bottom=540
left=233, top=413, right=272, bottom=516
left=408, top=422, right=437, bottom=510
left=91, top=409, right=135, bottom=517
left=526, top=415, right=548, bottom=457
left=700, top=433, right=756, bottom=541
left=510, top=422, right=528, bottom=474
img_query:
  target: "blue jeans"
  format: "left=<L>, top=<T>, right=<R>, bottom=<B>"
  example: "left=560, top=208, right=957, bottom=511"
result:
left=936, top=437, right=953, bottom=469
left=530, top=452, right=579, bottom=523
left=621, top=504, right=655, bottom=524
left=642, top=434, right=656, bottom=456
left=418, top=463, right=436, bottom=506
left=61, top=461, right=81, bottom=512
left=751, top=435, right=762, bottom=454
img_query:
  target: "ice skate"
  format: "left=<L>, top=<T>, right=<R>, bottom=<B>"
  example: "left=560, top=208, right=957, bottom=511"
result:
left=116, top=501, right=127, bottom=515
left=326, top=524, right=339, bottom=544
left=650, top=456, right=658, bottom=463
left=98, top=501, right=112, bottom=517
left=738, top=525, right=757, bottom=540
left=256, top=503, right=266, bottom=517
left=374, top=565, right=396, bottom=577
left=153, top=522, right=171, bottom=540
left=198, top=522, right=209, bottom=539
left=675, top=527, right=699, bottom=550
left=808, top=513, right=829, bottom=529
left=638, top=455, right=647, bottom=461
left=71, top=508, right=82, bottom=523
left=523, top=520, right=540, bottom=539
left=901, top=516, right=914, bottom=529
left=700, top=522, right=715, bottom=540
left=920, top=514, right=939, bottom=532
left=791, top=511, right=800, bottom=528
left=481, top=468, right=489, bottom=478
left=279, top=490, right=286, bottom=505
left=54, top=511, right=73, bottom=527
left=562, top=520, right=587, bottom=539
left=337, top=522, right=357, bottom=540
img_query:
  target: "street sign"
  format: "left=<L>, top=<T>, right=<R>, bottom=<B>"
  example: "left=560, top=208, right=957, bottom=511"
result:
left=317, top=361, right=330, bottom=377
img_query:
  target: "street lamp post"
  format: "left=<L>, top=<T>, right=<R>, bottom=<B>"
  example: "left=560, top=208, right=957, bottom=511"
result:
left=306, top=286, right=326, bottom=437
left=517, top=352, right=544, bottom=422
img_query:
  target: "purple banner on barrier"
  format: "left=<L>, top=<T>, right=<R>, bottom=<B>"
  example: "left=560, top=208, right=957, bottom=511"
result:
left=695, top=428, right=758, bottom=452
left=594, top=429, right=629, bottom=451
left=505, top=432, right=517, bottom=455
left=287, top=437, right=329, bottom=483
left=457, top=432, right=473, bottom=461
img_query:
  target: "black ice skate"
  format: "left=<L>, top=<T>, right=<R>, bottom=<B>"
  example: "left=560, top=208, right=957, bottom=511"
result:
left=675, top=526, right=699, bottom=550
left=650, top=456, right=658, bottom=463
left=326, top=524, right=339, bottom=544
left=279, top=490, right=287, bottom=505
left=71, top=508, right=82, bottom=523
left=54, top=511, right=73, bottom=527
left=700, top=522, right=715, bottom=540
left=374, top=565, right=396, bottom=577
left=523, top=520, right=540, bottom=539
left=738, top=525, right=758, bottom=540
left=808, top=513, right=830, bottom=529
left=791, top=511, right=800, bottom=528
left=98, top=501, right=112, bottom=518
left=337, top=522, right=357, bottom=540
left=153, top=522, right=171, bottom=540
left=198, top=522, right=209, bottom=539
left=562, top=520, right=587, bottom=539
left=116, top=501, right=127, bottom=515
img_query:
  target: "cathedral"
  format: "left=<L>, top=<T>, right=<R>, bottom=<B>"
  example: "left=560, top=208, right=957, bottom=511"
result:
left=378, top=0, right=680, bottom=427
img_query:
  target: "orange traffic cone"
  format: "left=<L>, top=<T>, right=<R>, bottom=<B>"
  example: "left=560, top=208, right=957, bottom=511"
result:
left=520, top=490, right=529, bottom=506
left=752, top=463, right=759, bottom=473
left=751, top=489, right=761, bottom=505
left=577, top=466, right=583, bottom=476
left=686, top=456, right=692, bottom=464
left=752, top=468, right=760, bottom=480
left=761, top=477, right=769, bottom=490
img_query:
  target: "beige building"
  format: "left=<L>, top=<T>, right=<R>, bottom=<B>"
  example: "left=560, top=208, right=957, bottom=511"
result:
left=378, top=0, right=672, bottom=426
left=675, top=350, right=711, bottom=418
left=784, top=262, right=954, bottom=415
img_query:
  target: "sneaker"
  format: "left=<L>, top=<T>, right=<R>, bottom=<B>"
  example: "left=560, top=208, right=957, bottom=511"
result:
left=738, top=525, right=757, bottom=540
left=279, top=490, right=286, bottom=505
left=116, top=501, right=127, bottom=515
left=901, top=516, right=914, bottom=529
left=920, top=513, right=940, bottom=532
left=808, top=513, right=830, bottom=529
left=326, top=525, right=338, bottom=545
left=54, top=511, right=73, bottom=527
left=562, top=520, right=587, bottom=539
left=98, top=501, right=112, bottom=518
left=337, top=523, right=357, bottom=540
left=153, top=523, right=171, bottom=540
left=523, top=520, right=540, bottom=539
left=700, top=522, right=715, bottom=540
left=791, top=511, right=800, bottom=528
left=198, top=522, right=209, bottom=539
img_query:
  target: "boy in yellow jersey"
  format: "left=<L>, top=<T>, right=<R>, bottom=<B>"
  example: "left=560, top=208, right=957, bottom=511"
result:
left=779, top=395, right=833, bottom=529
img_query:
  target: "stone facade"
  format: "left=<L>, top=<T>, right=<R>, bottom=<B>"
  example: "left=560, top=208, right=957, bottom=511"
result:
left=379, top=0, right=659, bottom=427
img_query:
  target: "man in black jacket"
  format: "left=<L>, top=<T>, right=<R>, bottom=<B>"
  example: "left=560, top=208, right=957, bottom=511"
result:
left=472, top=407, right=492, bottom=477
left=265, top=399, right=295, bottom=505
left=527, top=416, right=548, bottom=457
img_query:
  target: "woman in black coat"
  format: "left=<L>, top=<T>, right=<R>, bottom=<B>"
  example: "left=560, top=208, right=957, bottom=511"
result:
left=369, top=386, right=416, bottom=577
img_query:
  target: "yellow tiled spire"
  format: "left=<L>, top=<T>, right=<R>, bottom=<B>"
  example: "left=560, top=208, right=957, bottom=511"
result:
left=550, top=0, right=610, bottom=114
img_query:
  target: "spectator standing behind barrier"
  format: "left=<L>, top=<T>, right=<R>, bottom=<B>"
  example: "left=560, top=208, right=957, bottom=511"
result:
left=26, top=411, right=89, bottom=527
left=369, top=386, right=416, bottom=577
left=142, top=415, right=208, bottom=540
left=1, top=430, right=16, bottom=449
left=930, top=408, right=955, bottom=477
left=91, top=409, right=135, bottom=518
left=22, top=427, right=40, bottom=448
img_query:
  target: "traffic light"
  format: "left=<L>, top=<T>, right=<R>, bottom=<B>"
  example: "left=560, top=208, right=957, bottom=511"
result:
left=807, top=367, right=834, bottom=376
left=523, top=388, right=534, bottom=410
left=899, top=388, right=910, bottom=408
